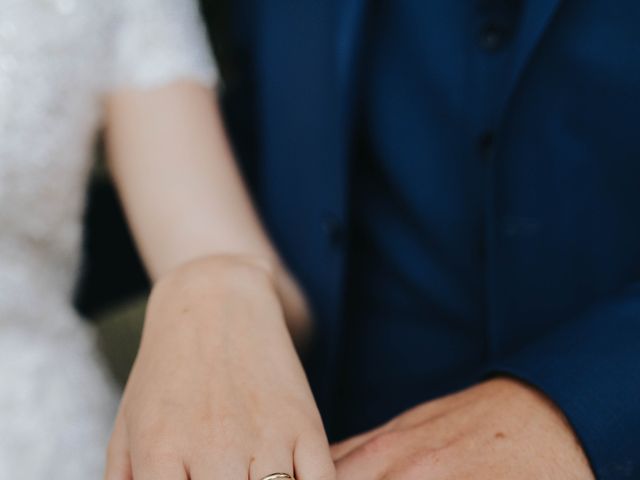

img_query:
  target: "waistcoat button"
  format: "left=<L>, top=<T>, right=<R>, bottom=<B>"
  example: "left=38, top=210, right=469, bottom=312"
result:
left=480, top=24, right=509, bottom=51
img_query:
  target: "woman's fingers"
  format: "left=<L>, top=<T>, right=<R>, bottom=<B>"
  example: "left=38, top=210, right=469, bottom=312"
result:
left=103, top=451, right=132, bottom=480
left=188, top=455, right=248, bottom=480
left=107, top=426, right=335, bottom=480
left=104, top=417, right=133, bottom=480
left=103, top=456, right=132, bottom=480
left=294, top=434, right=337, bottom=480
left=248, top=438, right=295, bottom=480
left=129, top=449, right=188, bottom=480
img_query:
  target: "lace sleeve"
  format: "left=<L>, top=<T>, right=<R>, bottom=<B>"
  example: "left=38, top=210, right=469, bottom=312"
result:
left=110, top=0, right=219, bottom=90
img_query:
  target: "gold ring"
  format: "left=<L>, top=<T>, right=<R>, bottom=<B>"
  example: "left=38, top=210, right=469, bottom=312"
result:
left=260, top=474, right=294, bottom=480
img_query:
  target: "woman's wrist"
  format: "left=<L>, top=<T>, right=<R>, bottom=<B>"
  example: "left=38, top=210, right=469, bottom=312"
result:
left=146, top=253, right=312, bottom=343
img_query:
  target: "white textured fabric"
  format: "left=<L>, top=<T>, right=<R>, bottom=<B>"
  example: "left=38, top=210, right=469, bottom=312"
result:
left=0, top=0, right=218, bottom=477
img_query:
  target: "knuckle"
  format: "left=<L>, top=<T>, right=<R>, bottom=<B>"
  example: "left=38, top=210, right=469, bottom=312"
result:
left=305, top=415, right=329, bottom=434
left=137, top=444, right=182, bottom=469
left=193, top=422, right=248, bottom=457
left=135, top=421, right=173, bottom=445
left=190, top=435, right=228, bottom=460
left=130, top=422, right=183, bottom=464
left=305, top=430, right=331, bottom=449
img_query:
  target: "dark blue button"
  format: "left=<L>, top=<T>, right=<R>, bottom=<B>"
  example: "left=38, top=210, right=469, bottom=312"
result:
left=478, top=131, right=496, bottom=160
left=480, top=24, right=509, bottom=51
left=477, top=233, right=487, bottom=263
left=321, top=214, right=345, bottom=248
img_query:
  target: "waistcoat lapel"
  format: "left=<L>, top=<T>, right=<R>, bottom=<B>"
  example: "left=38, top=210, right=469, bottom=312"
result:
left=498, top=0, right=564, bottom=119
left=336, top=0, right=369, bottom=121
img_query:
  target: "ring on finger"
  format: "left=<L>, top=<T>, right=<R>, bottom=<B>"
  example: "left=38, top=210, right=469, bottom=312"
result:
left=260, top=474, right=295, bottom=480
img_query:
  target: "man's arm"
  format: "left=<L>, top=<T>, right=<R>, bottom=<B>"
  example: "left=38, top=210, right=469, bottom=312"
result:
left=488, top=284, right=640, bottom=478
left=332, top=284, right=640, bottom=479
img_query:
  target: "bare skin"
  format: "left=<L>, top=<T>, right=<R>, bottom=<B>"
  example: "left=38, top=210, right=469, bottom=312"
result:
left=332, top=378, right=594, bottom=480
left=104, top=257, right=334, bottom=480
left=103, top=82, right=331, bottom=479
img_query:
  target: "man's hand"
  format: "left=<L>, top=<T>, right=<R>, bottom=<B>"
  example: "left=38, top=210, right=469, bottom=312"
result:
left=332, top=378, right=594, bottom=479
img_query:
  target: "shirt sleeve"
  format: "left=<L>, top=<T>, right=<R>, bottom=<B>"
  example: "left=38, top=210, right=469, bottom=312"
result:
left=110, top=0, right=219, bottom=91
left=487, top=283, right=640, bottom=479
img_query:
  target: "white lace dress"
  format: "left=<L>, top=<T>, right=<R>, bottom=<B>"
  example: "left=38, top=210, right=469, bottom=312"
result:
left=0, top=0, right=217, bottom=477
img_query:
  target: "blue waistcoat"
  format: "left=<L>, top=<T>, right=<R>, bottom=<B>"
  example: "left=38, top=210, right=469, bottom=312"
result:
left=225, top=1, right=640, bottom=477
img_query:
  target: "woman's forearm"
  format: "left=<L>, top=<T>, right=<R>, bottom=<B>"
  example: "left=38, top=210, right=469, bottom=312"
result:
left=104, top=80, right=310, bottom=339
left=105, top=81, right=278, bottom=282
left=103, top=81, right=332, bottom=480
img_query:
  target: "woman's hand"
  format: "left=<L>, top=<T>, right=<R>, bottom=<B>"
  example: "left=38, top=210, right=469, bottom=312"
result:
left=104, top=256, right=335, bottom=480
